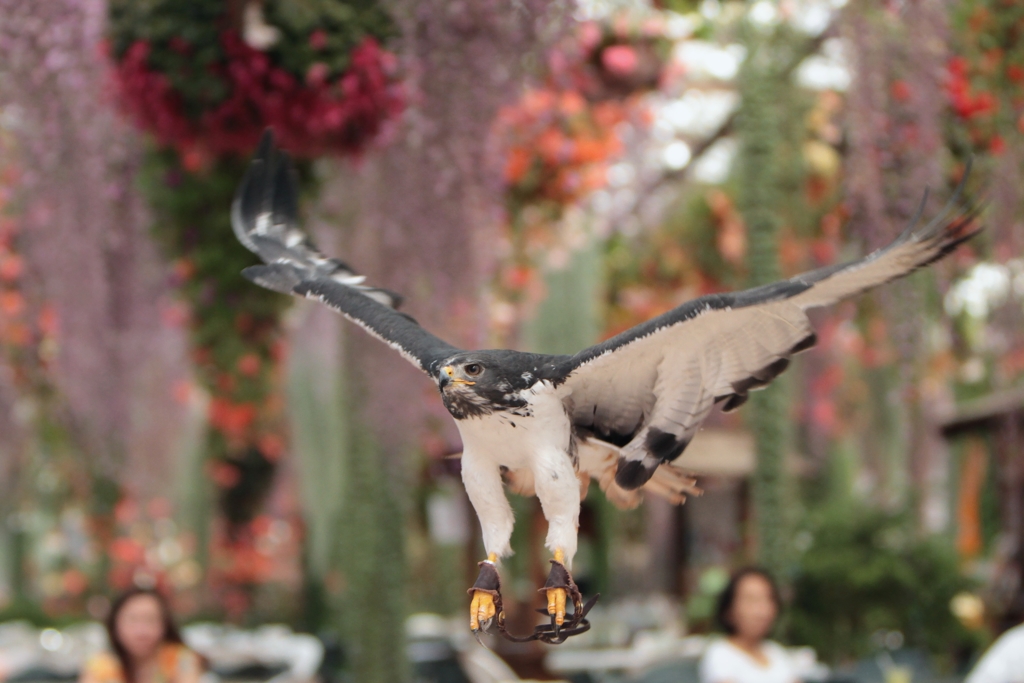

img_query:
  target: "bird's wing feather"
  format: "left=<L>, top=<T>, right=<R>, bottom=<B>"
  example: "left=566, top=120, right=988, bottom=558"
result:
left=560, top=169, right=980, bottom=489
left=233, top=130, right=462, bottom=377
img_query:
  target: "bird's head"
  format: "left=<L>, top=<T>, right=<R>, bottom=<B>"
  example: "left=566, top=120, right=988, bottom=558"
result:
left=436, top=352, right=533, bottom=419
left=439, top=359, right=483, bottom=388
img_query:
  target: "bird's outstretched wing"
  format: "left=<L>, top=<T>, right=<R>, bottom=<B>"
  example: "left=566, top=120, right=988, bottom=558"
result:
left=559, top=168, right=981, bottom=490
left=232, top=130, right=462, bottom=377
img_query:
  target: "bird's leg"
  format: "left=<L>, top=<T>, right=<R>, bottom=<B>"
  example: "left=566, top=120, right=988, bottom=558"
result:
left=529, top=448, right=583, bottom=632
left=460, top=455, right=513, bottom=634
left=468, top=553, right=502, bottom=633
left=541, top=548, right=582, bottom=629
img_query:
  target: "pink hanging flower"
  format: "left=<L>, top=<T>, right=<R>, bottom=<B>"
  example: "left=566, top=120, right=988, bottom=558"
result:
left=306, top=61, right=330, bottom=87
left=601, top=45, right=638, bottom=75
left=309, top=29, right=328, bottom=50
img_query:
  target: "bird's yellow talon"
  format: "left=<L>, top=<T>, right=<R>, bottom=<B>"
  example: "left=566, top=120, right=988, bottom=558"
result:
left=469, top=590, right=496, bottom=631
left=546, top=587, right=567, bottom=625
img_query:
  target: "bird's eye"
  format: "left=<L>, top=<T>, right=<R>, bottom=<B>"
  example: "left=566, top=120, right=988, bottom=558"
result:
left=464, top=363, right=483, bottom=377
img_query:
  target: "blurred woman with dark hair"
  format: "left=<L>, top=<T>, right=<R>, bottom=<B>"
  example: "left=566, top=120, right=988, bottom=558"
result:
left=699, top=567, right=797, bottom=683
left=80, top=588, right=202, bottom=683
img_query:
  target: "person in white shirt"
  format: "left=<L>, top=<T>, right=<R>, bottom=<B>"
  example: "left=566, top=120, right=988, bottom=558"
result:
left=700, top=567, right=798, bottom=683
left=965, top=622, right=1024, bottom=683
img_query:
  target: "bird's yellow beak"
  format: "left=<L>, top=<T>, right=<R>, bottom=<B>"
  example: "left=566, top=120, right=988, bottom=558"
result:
left=442, top=365, right=475, bottom=386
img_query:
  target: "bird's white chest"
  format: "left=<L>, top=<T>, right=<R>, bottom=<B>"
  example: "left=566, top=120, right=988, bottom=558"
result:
left=454, top=381, right=571, bottom=470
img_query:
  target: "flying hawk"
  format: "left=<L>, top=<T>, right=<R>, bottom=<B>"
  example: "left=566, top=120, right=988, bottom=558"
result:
left=232, top=131, right=978, bottom=638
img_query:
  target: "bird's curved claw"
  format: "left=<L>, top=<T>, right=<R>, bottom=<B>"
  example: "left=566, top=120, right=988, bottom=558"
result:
left=468, top=558, right=502, bottom=634
left=539, top=556, right=582, bottom=637
left=547, top=587, right=567, bottom=630
left=468, top=553, right=599, bottom=645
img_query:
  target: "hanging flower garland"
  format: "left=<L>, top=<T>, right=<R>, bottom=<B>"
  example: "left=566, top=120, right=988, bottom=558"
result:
left=947, top=1, right=1024, bottom=156
left=108, top=0, right=403, bottom=164
left=491, top=16, right=670, bottom=342
left=0, top=131, right=99, bottom=614
left=499, top=17, right=670, bottom=215
left=106, top=1, right=401, bottom=612
left=500, top=89, right=626, bottom=212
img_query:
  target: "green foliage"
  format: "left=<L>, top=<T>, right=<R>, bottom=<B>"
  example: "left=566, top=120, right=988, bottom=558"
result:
left=264, top=0, right=395, bottom=77
left=787, top=502, right=976, bottom=663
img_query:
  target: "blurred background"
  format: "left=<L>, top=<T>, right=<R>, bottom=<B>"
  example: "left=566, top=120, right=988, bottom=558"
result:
left=0, top=0, right=1021, bottom=681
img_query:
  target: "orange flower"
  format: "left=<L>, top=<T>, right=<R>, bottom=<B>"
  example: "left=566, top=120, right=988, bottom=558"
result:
left=522, top=88, right=555, bottom=116
left=269, top=340, right=288, bottom=362
left=890, top=79, right=912, bottom=102
left=537, top=128, right=567, bottom=164
left=0, top=291, right=24, bottom=316
left=147, top=497, right=173, bottom=518
left=110, top=538, right=145, bottom=564
left=171, top=379, right=193, bottom=405
left=505, top=148, right=532, bottom=184
left=258, top=433, right=284, bottom=461
left=777, top=232, right=803, bottom=273
left=3, top=322, right=29, bottom=346
left=237, top=352, right=261, bottom=376
left=717, top=218, right=746, bottom=266
left=172, top=258, right=195, bottom=281
left=209, top=461, right=241, bottom=488
left=180, top=145, right=211, bottom=173
left=0, top=254, right=22, bottom=282
left=572, top=136, right=607, bottom=164
left=208, top=398, right=256, bottom=439
left=592, top=102, right=626, bottom=128
left=252, top=515, right=273, bottom=535
left=63, top=568, right=89, bottom=595
left=503, top=265, right=533, bottom=290
left=811, top=238, right=837, bottom=265
left=215, top=373, right=236, bottom=393
left=160, top=301, right=190, bottom=328
left=559, top=91, right=586, bottom=115
left=582, top=165, right=609, bottom=192
left=234, top=312, right=254, bottom=334
left=224, top=403, right=256, bottom=437
left=114, top=498, right=138, bottom=524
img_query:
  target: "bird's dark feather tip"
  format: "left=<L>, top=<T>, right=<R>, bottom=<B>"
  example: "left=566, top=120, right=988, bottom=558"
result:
left=791, top=333, right=817, bottom=354
left=646, top=427, right=691, bottom=462
left=614, top=458, right=656, bottom=490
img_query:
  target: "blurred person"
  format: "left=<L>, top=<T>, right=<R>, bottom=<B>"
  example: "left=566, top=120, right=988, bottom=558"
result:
left=964, top=620, right=1024, bottom=683
left=700, top=567, right=797, bottom=683
left=80, top=588, right=202, bottom=683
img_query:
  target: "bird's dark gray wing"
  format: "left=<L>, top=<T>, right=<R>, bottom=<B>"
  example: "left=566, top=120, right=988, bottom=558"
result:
left=559, top=171, right=980, bottom=490
left=232, top=130, right=462, bottom=377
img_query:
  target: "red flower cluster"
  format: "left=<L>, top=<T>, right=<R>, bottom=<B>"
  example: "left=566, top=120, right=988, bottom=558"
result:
left=208, top=396, right=257, bottom=444
left=947, top=56, right=997, bottom=120
left=113, top=32, right=403, bottom=163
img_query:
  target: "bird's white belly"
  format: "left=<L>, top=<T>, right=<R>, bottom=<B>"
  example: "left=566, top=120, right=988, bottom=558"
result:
left=454, top=381, right=571, bottom=470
